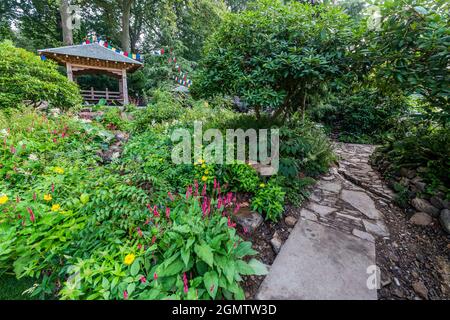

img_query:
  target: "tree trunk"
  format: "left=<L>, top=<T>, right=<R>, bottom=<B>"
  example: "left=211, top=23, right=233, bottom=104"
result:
left=60, top=0, right=73, bottom=45
left=121, top=0, right=133, bottom=52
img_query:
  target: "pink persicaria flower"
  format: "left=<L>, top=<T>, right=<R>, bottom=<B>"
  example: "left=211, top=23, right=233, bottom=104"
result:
left=227, top=216, right=236, bottom=229
left=123, top=291, right=128, bottom=300
left=137, top=243, right=142, bottom=250
left=202, top=183, right=207, bottom=197
left=165, top=207, right=170, bottom=219
left=153, top=206, right=160, bottom=218
left=53, top=138, right=57, bottom=143
left=151, top=235, right=156, bottom=244
left=194, top=180, right=199, bottom=196
left=167, top=191, right=174, bottom=201
left=213, top=178, right=217, bottom=190
left=217, top=197, right=222, bottom=209
left=27, top=207, right=35, bottom=222
left=140, top=276, right=147, bottom=284
left=233, top=203, right=241, bottom=215
left=183, top=272, right=189, bottom=294
left=185, top=185, right=192, bottom=200
left=243, top=227, right=249, bottom=234
left=10, top=145, right=16, bottom=154
left=226, top=192, right=233, bottom=205
left=51, top=183, right=55, bottom=193
left=153, top=273, right=158, bottom=281
left=137, top=227, right=143, bottom=237
left=16, top=196, right=20, bottom=203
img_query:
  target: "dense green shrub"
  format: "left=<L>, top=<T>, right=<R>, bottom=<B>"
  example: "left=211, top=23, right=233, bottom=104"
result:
left=311, top=88, right=409, bottom=143
left=0, top=40, right=81, bottom=110
left=251, top=180, right=285, bottom=222
left=192, top=0, right=362, bottom=121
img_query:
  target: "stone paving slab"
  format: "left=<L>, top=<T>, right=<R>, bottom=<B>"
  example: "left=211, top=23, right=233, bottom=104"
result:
left=256, top=219, right=377, bottom=300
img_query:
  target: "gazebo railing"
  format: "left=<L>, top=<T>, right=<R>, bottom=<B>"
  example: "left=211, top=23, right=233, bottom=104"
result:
left=80, top=87, right=123, bottom=104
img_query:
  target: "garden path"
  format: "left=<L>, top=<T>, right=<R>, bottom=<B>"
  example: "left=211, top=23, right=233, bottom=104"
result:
left=256, top=143, right=395, bottom=300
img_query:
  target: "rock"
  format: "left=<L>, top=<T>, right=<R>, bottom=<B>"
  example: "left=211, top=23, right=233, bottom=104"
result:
left=115, top=132, right=129, bottom=142
left=270, top=232, right=282, bottom=254
left=285, top=216, right=297, bottom=227
left=234, top=207, right=263, bottom=233
left=352, top=229, right=375, bottom=242
left=411, top=177, right=426, bottom=193
left=306, top=203, right=336, bottom=217
left=363, top=220, right=389, bottom=237
left=341, top=190, right=382, bottom=220
left=409, top=212, right=433, bottom=226
left=412, top=281, right=428, bottom=299
left=430, top=196, right=449, bottom=210
left=399, top=177, right=410, bottom=186
left=417, top=167, right=428, bottom=173
left=439, top=209, right=450, bottom=234
left=300, top=208, right=318, bottom=221
left=399, top=167, right=415, bottom=179
left=411, top=198, right=440, bottom=218
left=317, top=181, right=342, bottom=193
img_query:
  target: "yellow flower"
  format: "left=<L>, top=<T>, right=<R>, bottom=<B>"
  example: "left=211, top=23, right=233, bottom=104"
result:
left=53, top=167, right=65, bottom=174
left=51, top=204, right=61, bottom=212
left=44, top=194, right=52, bottom=201
left=201, top=164, right=206, bottom=169
left=201, top=176, right=208, bottom=182
left=205, top=170, right=209, bottom=175
left=197, top=158, right=205, bottom=165
left=260, top=183, right=265, bottom=188
left=124, top=253, right=136, bottom=265
left=0, top=194, right=8, bottom=205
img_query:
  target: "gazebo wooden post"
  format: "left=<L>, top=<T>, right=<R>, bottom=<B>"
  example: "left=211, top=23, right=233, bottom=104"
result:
left=121, top=68, right=129, bottom=105
left=66, top=62, right=73, bottom=81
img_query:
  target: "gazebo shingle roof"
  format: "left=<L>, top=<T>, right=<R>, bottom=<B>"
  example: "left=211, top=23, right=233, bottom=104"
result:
left=38, top=43, right=142, bottom=66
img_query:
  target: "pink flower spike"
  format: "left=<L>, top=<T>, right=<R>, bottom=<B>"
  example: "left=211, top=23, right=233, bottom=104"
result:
left=16, top=196, right=20, bottom=203
left=183, top=272, right=189, bottom=293
left=27, top=207, right=35, bottom=223
left=153, top=273, right=158, bottom=281
left=202, top=183, right=207, bottom=197
left=243, top=227, right=249, bottom=234
left=194, top=180, right=199, bottom=196
left=137, top=243, right=142, bottom=250
left=227, top=216, right=236, bottom=228
left=51, top=183, right=55, bottom=193
left=123, top=291, right=128, bottom=300
left=153, top=206, right=160, bottom=218
left=165, top=207, right=170, bottom=219
left=217, top=197, right=222, bottom=209
left=10, top=145, right=16, bottom=154
left=213, top=178, right=217, bottom=190
left=167, top=191, right=174, bottom=201
left=140, top=276, right=147, bottom=284
left=137, top=227, right=143, bottom=237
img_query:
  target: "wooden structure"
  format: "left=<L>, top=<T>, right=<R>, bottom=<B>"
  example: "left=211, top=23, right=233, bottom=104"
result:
left=38, top=43, right=142, bottom=105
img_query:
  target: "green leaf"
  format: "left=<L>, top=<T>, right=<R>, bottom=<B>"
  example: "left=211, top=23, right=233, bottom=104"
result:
left=414, top=6, right=428, bottom=15
left=234, top=241, right=257, bottom=258
left=130, top=259, right=140, bottom=276
left=127, top=282, right=136, bottom=295
left=247, top=259, right=269, bottom=275
left=203, top=271, right=219, bottom=299
left=181, top=246, right=190, bottom=267
left=80, top=193, right=90, bottom=204
left=194, top=243, right=214, bottom=267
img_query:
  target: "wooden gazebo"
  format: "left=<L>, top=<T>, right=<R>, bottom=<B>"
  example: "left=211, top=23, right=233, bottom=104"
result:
left=38, top=43, right=143, bottom=105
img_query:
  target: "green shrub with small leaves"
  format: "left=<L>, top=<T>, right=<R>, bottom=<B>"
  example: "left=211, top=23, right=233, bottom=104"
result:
left=0, top=40, right=81, bottom=110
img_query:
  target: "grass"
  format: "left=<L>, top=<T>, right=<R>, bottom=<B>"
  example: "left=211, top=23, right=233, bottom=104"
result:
left=0, top=274, right=36, bottom=300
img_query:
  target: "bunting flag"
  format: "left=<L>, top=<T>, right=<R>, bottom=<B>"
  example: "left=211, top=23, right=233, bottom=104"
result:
left=81, top=35, right=143, bottom=62
left=81, top=34, right=192, bottom=86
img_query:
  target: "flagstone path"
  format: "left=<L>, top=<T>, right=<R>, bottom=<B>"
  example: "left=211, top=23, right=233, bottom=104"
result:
left=257, top=143, right=396, bottom=300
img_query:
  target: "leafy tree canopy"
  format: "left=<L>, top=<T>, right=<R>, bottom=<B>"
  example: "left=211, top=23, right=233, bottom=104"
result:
left=192, top=0, right=363, bottom=121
